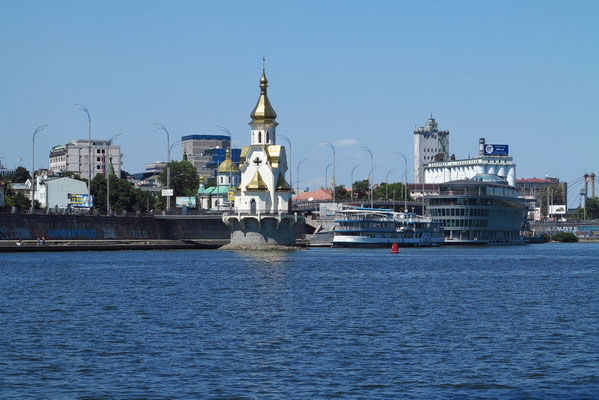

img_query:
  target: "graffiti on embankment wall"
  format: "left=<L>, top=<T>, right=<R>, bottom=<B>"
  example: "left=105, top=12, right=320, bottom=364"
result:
left=531, top=224, right=599, bottom=238
left=0, top=214, right=230, bottom=240
left=0, top=226, right=153, bottom=240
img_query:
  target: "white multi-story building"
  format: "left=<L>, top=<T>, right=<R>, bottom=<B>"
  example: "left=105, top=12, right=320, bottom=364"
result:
left=424, top=138, right=516, bottom=187
left=49, top=139, right=122, bottom=179
left=413, top=115, right=450, bottom=184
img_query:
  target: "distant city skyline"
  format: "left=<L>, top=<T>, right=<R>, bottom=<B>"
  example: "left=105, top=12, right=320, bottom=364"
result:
left=1, top=1, right=598, bottom=192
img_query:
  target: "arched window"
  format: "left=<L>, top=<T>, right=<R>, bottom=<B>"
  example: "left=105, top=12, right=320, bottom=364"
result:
left=258, top=131, right=262, bottom=143
left=266, top=131, right=269, bottom=143
left=250, top=199, right=256, bottom=214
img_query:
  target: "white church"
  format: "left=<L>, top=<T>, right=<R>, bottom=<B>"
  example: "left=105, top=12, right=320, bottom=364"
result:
left=222, top=65, right=301, bottom=246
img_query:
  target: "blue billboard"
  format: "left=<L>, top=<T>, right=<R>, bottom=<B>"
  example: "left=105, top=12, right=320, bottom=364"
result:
left=69, top=194, right=93, bottom=208
left=483, top=144, right=509, bottom=156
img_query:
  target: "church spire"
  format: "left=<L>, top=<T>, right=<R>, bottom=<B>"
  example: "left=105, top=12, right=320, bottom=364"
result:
left=250, top=58, right=277, bottom=123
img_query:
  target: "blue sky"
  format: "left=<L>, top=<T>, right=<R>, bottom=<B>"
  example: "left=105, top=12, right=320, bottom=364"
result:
left=1, top=0, right=597, bottom=192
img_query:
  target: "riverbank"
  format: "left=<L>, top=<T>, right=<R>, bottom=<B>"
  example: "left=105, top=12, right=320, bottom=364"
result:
left=0, top=239, right=229, bottom=252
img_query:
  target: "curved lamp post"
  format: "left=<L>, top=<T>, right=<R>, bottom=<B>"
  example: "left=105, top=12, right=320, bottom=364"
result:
left=385, top=168, right=398, bottom=200
left=360, top=146, right=374, bottom=208
left=106, top=133, right=122, bottom=215
left=351, top=164, right=360, bottom=200
left=153, top=122, right=171, bottom=212
left=169, top=140, right=181, bottom=159
left=216, top=126, right=232, bottom=149
left=325, top=161, right=333, bottom=192
left=322, top=141, right=336, bottom=203
left=73, top=104, right=91, bottom=206
left=396, top=152, right=408, bottom=212
left=296, top=158, right=309, bottom=196
left=31, top=124, right=48, bottom=213
left=279, top=134, right=292, bottom=193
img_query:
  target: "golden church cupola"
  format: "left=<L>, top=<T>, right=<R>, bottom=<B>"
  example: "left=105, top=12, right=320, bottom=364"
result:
left=249, top=60, right=278, bottom=146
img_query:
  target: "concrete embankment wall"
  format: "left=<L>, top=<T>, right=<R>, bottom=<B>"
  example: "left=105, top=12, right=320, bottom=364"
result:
left=530, top=221, right=599, bottom=239
left=0, top=214, right=231, bottom=241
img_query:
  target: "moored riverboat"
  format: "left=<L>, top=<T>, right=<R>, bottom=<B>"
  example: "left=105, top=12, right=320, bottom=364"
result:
left=332, top=207, right=444, bottom=247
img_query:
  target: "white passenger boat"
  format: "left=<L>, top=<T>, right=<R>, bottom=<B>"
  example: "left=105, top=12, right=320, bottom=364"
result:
left=332, top=207, right=445, bottom=247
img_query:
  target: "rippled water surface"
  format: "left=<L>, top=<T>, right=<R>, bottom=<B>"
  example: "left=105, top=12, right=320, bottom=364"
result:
left=1, top=243, right=599, bottom=398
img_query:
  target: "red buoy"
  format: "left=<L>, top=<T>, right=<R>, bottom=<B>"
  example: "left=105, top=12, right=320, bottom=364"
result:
left=391, top=242, right=399, bottom=253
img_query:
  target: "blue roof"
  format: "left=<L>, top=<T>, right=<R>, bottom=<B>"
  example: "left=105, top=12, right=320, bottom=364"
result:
left=181, top=134, right=230, bottom=141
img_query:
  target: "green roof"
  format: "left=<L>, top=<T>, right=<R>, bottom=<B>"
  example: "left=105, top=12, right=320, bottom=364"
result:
left=197, top=185, right=233, bottom=195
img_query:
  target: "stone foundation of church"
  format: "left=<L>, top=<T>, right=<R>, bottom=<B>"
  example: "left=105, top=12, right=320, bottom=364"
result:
left=224, top=215, right=299, bottom=246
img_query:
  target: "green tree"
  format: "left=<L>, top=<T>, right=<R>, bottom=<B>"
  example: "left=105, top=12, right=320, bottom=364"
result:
left=1, top=166, right=31, bottom=183
left=585, top=197, right=599, bottom=220
left=334, top=185, right=350, bottom=201
left=90, top=174, right=107, bottom=211
left=572, top=208, right=585, bottom=220
left=551, top=232, right=578, bottom=242
left=2, top=184, right=31, bottom=211
left=352, top=179, right=370, bottom=199
left=111, top=178, right=136, bottom=211
left=157, top=159, right=200, bottom=197
left=539, top=184, right=565, bottom=216
left=374, top=182, right=412, bottom=201
left=91, top=173, right=150, bottom=212
left=12, top=167, right=31, bottom=183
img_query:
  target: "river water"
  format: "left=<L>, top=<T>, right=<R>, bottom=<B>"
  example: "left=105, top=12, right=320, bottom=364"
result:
left=1, top=243, right=598, bottom=399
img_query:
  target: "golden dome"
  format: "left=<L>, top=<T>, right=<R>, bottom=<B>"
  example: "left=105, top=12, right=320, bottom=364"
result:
left=250, top=69, right=277, bottom=122
left=218, top=149, right=240, bottom=173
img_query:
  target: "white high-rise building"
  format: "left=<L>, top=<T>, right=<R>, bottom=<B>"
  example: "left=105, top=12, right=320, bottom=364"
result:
left=49, top=139, right=122, bottom=178
left=413, top=115, right=450, bottom=184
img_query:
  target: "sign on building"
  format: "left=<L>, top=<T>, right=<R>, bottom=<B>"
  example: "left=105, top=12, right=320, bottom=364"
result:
left=69, top=193, right=93, bottom=208
left=161, top=189, right=174, bottom=197
left=549, top=205, right=567, bottom=215
left=176, top=196, right=196, bottom=208
left=484, top=144, right=509, bottom=156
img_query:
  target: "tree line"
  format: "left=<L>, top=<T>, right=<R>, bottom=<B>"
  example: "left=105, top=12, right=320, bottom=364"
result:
left=0, top=160, right=201, bottom=213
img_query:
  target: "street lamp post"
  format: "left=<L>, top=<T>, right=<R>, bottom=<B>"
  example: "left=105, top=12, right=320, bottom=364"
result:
left=216, top=126, right=232, bottom=149
left=351, top=164, right=360, bottom=200
left=31, top=124, right=48, bottom=213
left=153, top=123, right=171, bottom=212
left=106, top=133, right=122, bottom=215
left=397, top=152, right=408, bottom=212
left=297, top=158, right=309, bottom=196
left=73, top=104, right=91, bottom=207
left=361, top=146, right=374, bottom=208
left=279, top=134, right=292, bottom=193
left=170, top=140, right=181, bottom=160
left=385, top=168, right=398, bottom=200
left=325, top=162, right=333, bottom=191
left=322, top=141, right=336, bottom=204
